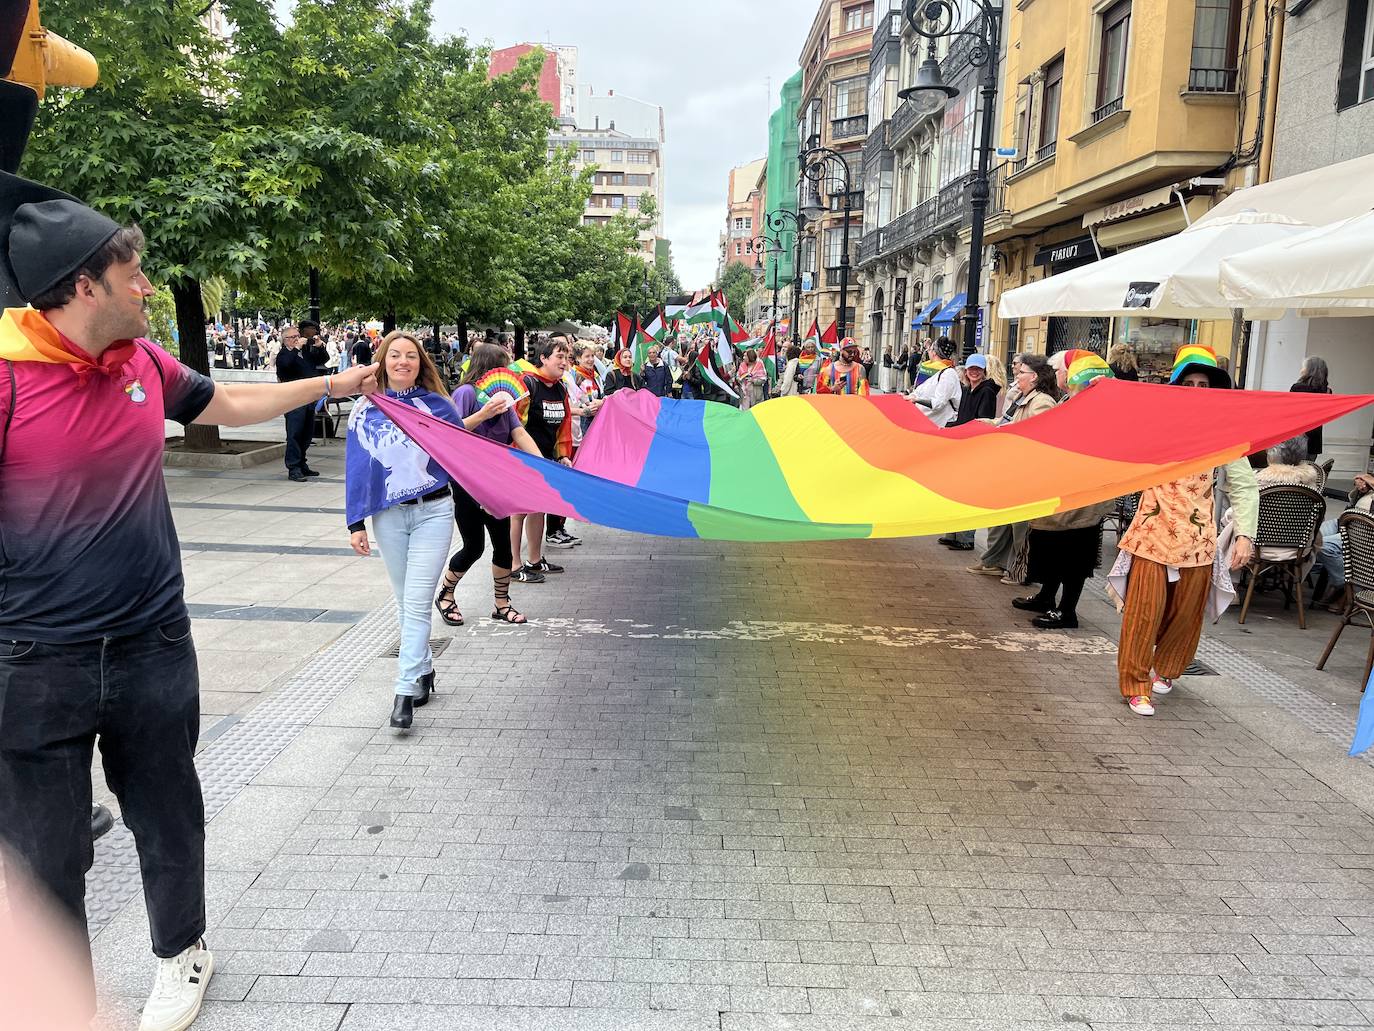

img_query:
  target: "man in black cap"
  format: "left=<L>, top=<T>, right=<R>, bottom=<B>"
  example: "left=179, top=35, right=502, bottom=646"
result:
left=0, top=170, right=377, bottom=1031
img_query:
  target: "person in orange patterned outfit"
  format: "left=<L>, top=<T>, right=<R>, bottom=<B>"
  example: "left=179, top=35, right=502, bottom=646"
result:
left=1114, top=346, right=1258, bottom=716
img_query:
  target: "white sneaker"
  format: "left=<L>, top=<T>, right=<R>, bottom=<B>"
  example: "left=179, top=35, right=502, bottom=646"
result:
left=140, top=940, right=213, bottom=1031
left=1150, top=673, right=1173, bottom=695
left=1126, top=695, right=1155, bottom=716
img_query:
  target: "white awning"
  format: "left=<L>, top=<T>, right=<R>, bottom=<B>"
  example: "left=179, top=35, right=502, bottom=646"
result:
left=1197, top=152, right=1374, bottom=228
left=998, top=212, right=1310, bottom=321
left=1082, top=185, right=1178, bottom=229
left=1219, top=211, right=1374, bottom=306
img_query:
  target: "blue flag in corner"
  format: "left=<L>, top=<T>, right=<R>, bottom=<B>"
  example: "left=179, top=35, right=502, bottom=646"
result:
left=1350, top=668, right=1374, bottom=756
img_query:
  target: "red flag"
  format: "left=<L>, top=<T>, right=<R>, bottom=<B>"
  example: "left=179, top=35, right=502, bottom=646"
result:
left=820, top=320, right=839, bottom=345
left=615, top=312, right=634, bottom=350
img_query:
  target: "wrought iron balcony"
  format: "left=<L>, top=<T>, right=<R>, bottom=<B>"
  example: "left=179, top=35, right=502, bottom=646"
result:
left=1091, top=95, right=1124, bottom=124
left=857, top=231, right=881, bottom=266
left=831, top=115, right=868, bottom=141
left=1188, top=66, right=1238, bottom=93
left=863, top=123, right=889, bottom=166
left=933, top=179, right=966, bottom=232
left=1035, top=140, right=1057, bottom=163
left=889, top=98, right=920, bottom=149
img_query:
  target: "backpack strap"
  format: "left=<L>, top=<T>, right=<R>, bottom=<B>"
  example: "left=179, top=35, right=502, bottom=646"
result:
left=0, top=358, right=12, bottom=467
left=136, top=341, right=166, bottom=387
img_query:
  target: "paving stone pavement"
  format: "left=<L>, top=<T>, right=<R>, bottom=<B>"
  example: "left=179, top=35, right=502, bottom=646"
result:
left=76, top=449, right=1374, bottom=1031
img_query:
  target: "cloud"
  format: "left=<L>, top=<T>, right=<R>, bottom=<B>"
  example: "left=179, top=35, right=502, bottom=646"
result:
left=429, top=0, right=820, bottom=289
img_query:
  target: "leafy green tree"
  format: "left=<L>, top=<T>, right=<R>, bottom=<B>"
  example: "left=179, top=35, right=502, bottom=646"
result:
left=23, top=0, right=413, bottom=448
left=718, top=261, right=755, bottom=322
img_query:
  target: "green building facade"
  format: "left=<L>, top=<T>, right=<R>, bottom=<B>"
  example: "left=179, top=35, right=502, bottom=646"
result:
left=764, top=70, right=803, bottom=298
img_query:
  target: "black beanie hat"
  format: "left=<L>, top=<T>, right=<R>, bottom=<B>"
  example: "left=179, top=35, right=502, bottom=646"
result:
left=0, top=170, right=120, bottom=308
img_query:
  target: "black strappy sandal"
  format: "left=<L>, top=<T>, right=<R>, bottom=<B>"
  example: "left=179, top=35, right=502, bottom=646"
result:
left=434, top=578, right=464, bottom=626
left=490, top=605, right=527, bottom=624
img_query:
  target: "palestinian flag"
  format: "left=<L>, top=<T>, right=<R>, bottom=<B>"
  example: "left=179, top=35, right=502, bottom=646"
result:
left=721, top=311, right=752, bottom=352
left=696, top=335, right=739, bottom=400
left=762, top=327, right=778, bottom=387
left=684, top=290, right=714, bottom=325
left=632, top=316, right=652, bottom=374
left=820, top=320, right=839, bottom=346
left=615, top=312, right=634, bottom=350
left=641, top=307, right=667, bottom=343
left=803, top=319, right=820, bottom=346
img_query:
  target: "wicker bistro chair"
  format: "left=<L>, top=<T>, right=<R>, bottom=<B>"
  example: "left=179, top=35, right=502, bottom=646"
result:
left=1317, top=510, right=1374, bottom=688
left=1317, top=458, right=1335, bottom=492
left=1237, top=483, right=1327, bottom=629
left=1102, top=491, right=1142, bottom=537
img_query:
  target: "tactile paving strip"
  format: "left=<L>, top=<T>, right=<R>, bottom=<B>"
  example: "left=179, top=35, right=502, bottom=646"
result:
left=87, top=600, right=399, bottom=937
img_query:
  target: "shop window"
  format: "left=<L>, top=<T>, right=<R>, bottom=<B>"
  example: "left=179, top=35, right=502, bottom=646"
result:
left=1339, top=0, right=1374, bottom=107
left=1189, top=0, right=1242, bottom=92
left=1094, top=0, right=1132, bottom=121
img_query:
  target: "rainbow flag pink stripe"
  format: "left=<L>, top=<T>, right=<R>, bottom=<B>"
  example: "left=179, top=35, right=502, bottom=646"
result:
left=370, top=383, right=1371, bottom=542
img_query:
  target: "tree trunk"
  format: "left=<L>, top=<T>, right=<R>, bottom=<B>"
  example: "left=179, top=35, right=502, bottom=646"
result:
left=383, top=308, right=397, bottom=334
left=171, top=277, right=221, bottom=451
left=457, top=314, right=468, bottom=348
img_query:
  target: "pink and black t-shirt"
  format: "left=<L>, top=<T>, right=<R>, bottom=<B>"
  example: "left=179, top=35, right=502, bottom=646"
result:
left=0, top=314, right=216, bottom=643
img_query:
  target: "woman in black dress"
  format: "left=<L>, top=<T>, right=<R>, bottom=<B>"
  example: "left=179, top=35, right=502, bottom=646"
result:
left=1290, top=356, right=1331, bottom=459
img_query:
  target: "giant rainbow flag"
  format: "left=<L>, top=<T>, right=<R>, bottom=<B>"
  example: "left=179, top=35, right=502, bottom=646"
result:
left=370, top=382, right=1372, bottom=542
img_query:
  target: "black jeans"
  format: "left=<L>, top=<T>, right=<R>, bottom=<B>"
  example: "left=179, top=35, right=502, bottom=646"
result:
left=0, top=617, right=206, bottom=1002
left=284, top=403, right=315, bottom=471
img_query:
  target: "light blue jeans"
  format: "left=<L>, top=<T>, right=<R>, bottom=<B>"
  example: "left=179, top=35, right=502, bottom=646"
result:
left=371, top=497, right=454, bottom=698
left=1317, top=518, right=1345, bottom=589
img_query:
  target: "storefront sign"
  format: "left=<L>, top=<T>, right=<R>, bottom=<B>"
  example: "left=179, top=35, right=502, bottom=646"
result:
left=975, top=306, right=985, bottom=347
left=1033, top=238, right=1095, bottom=267
left=1122, top=282, right=1160, bottom=309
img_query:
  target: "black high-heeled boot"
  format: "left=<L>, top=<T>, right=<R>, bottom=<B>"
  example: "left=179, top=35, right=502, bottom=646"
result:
left=390, top=694, right=414, bottom=729
left=414, top=670, right=436, bottom=708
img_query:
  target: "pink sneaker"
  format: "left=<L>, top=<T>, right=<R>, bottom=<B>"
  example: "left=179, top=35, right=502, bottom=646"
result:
left=1126, top=695, right=1155, bottom=716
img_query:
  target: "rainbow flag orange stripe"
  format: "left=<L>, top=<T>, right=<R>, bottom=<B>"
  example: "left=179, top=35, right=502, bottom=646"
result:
left=370, top=382, right=1372, bottom=542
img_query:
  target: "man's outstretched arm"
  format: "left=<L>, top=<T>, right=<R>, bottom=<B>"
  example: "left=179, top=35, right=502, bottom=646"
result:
left=194, top=363, right=379, bottom=427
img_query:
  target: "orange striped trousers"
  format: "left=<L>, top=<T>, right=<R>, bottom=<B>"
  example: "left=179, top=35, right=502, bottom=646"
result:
left=1118, top=558, right=1210, bottom=699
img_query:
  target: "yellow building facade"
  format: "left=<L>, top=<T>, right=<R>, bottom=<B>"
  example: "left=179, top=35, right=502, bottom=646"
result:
left=988, top=0, right=1277, bottom=379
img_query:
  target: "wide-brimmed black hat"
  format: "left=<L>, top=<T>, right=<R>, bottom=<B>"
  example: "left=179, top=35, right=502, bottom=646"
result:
left=0, top=170, right=120, bottom=308
left=298, top=317, right=321, bottom=332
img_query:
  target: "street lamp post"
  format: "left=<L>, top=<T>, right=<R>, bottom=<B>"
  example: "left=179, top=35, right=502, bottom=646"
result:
left=899, top=0, right=1002, bottom=356
left=765, top=208, right=806, bottom=345
left=800, top=133, right=855, bottom=341
left=746, top=234, right=788, bottom=340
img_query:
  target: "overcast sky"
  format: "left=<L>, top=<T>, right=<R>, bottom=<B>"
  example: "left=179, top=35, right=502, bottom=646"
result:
left=432, top=0, right=821, bottom=289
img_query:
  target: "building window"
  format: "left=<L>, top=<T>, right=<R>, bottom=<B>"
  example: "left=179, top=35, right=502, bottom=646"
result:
left=831, top=75, right=868, bottom=120
left=628, top=151, right=652, bottom=164
left=1338, top=0, right=1374, bottom=107
left=800, top=236, right=818, bottom=278
left=1189, top=0, right=1241, bottom=92
left=1365, top=0, right=1374, bottom=101
left=843, top=2, right=874, bottom=33
left=1038, top=56, right=1063, bottom=160
left=578, top=149, right=597, bottom=163
left=823, top=227, right=852, bottom=268
left=1095, top=0, right=1131, bottom=118
left=609, top=195, right=624, bottom=209
left=610, top=150, right=625, bottom=162
left=627, top=196, right=639, bottom=209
